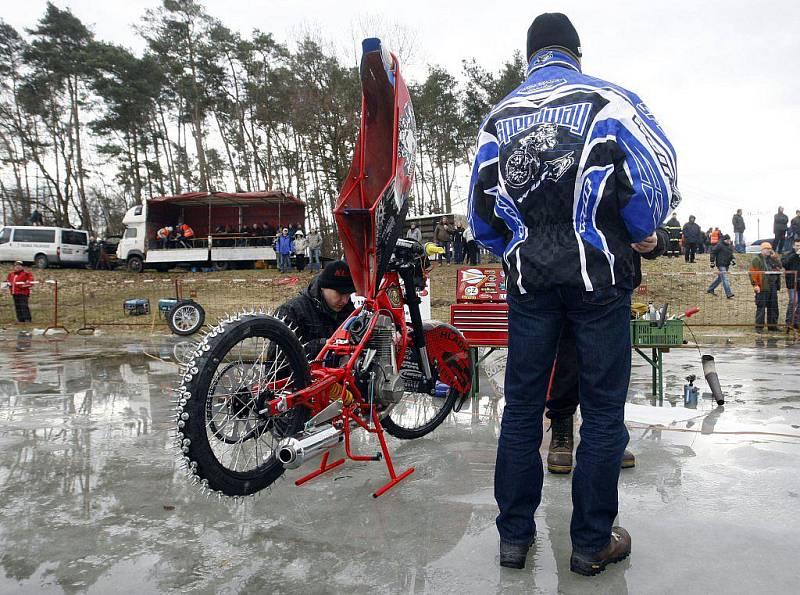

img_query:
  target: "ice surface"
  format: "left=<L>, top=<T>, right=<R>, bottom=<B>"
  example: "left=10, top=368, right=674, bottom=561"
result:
left=0, top=332, right=798, bottom=593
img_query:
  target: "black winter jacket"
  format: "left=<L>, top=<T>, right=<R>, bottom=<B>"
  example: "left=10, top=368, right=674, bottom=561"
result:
left=732, top=214, right=745, bottom=233
left=467, top=49, right=678, bottom=294
left=790, top=216, right=800, bottom=238
left=774, top=212, right=789, bottom=234
left=682, top=221, right=703, bottom=244
left=781, top=252, right=800, bottom=289
left=274, top=277, right=355, bottom=360
left=665, top=217, right=681, bottom=240
left=711, top=242, right=735, bottom=269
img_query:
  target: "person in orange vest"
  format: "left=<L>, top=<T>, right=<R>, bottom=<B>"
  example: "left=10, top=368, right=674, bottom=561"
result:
left=6, top=261, right=34, bottom=322
left=749, top=242, right=782, bottom=331
left=157, top=226, right=173, bottom=249
left=710, top=227, right=721, bottom=246
left=175, top=223, right=195, bottom=248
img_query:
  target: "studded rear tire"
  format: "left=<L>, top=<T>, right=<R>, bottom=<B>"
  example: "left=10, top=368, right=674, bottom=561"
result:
left=175, top=313, right=311, bottom=497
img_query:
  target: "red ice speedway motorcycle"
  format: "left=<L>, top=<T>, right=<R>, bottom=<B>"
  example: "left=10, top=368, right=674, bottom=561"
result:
left=174, top=39, right=472, bottom=499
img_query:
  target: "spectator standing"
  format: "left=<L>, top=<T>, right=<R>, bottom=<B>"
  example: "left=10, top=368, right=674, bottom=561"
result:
left=88, top=237, right=101, bottom=270
left=406, top=222, right=422, bottom=243
left=307, top=229, right=323, bottom=271
left=26, top=209, right=44, bottom=226
left=702, top=228, right=713, bottom=254
left=710, top=227, right=721, bottom=247
left=774, top=207, right=789, bottom=253
left=275, top=227, right=293, bottom=273
left=682, top=216, right=702, bottom=262
left=97, top=238, right=112, bottom=271
left=664, top=213, right=681, bottom=257
left=732, top=209, right=746, bottom=253
left=452, top=223, right=466, bottom=264
left=781, top=239, right=800, bottom=330
left=707, top=234, right=735, bottom=299
left=250, top=223, right=262, bottom=246
left=789, top=210, right=800, bottom=244
left=6, top=261, right=33, bottom=322
left=433, top=216, right=453, bottom=263
left=293, top=232, right=308, bottom=272
left=264, top=222, right=276, bottom=246
left=463, top=224, right=479, bottom=265
left=546, top=228, right=670, bottom=476
left=468, top=12, right=677, bottom=573
left=749, top=242, right=782, bottom=331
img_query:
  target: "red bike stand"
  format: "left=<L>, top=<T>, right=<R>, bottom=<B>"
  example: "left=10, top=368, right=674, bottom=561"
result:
left=292, top=407, right=415, bottom=498
left=294, top=451, right=345, bottom=487
left=370, top=419, right=415, bottom=498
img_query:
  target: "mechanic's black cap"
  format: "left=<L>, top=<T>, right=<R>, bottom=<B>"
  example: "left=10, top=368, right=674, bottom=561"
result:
left=318, top=260, right=355, bottom=294
left=527, top=13, right=582, bottom=61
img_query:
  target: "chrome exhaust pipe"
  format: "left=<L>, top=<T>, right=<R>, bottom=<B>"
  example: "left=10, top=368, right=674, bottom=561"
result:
left=276, top=425, right=342, bottom=469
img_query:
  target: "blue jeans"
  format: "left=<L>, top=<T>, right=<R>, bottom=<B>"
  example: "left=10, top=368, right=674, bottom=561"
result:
left=707, top=266, right=733, bottom=297
left=454, top=242, right=464, bottom=264
left=734, top=232, right=744, bottom=252
left=496, top=285, right=631, bottom=554
left=310, top=248, right=321, bottom=271
left=277, top=253, right=291, bottom=273
left=787, top=288, right=800, bottom=327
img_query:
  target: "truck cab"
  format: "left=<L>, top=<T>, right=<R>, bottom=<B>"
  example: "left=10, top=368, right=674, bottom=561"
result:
left=116, top=204, right=147, bottom=271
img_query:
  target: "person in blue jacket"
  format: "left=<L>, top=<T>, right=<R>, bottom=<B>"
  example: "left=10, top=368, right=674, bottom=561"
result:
left=467, top=13, right=679, bottom=575
left=275, top=227, right=293, bottom=273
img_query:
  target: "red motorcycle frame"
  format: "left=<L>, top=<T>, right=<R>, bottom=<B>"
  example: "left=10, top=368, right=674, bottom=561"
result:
left=258, top=39, right=470, bottom=497
left=176, top=39, right=471, bottom=500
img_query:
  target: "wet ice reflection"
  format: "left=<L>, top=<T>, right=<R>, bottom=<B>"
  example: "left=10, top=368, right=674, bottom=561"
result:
left=0, top=333, right=798, bottom=593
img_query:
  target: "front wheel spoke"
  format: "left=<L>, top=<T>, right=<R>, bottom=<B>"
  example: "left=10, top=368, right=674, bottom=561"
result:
left=201, top=332, right=303, bottom=474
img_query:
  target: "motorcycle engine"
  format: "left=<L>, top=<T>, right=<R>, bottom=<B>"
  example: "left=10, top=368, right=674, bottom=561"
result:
left=352, top=312, right=405, bottom=410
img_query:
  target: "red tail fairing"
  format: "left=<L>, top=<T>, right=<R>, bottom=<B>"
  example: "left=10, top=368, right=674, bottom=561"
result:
left=334, top=39, right=417, bottom=298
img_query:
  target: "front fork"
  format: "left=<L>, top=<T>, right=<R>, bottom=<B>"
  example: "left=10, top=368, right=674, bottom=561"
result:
left=398, top=266, right=434, bottom=384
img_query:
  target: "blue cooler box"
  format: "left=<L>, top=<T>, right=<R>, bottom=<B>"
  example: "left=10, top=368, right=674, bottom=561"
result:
left=123, top=298, right=150, bottom=316
left=158, top=298, right=178, bottom=314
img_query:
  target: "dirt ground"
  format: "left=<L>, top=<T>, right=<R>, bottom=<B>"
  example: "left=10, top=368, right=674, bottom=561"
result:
left=0, top=251, right=795, bottom=334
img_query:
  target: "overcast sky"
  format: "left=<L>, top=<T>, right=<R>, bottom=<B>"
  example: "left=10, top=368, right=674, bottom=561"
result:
left=4, top=0, right=800, bottom=238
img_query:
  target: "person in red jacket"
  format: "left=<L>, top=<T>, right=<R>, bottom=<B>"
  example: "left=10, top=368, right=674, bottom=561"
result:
left=6, top=261, right=33, bottom=322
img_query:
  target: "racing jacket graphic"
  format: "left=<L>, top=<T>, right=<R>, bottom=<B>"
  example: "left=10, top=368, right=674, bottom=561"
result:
left=467, top=49, right=679, bottom=294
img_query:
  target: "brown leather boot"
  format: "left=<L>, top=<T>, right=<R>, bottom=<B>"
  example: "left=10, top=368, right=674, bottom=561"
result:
left=546, top=416, right=574, bottom=474
left=621, top=449, right=636, bottom=468
left=570, top=526, right=631, bottom=576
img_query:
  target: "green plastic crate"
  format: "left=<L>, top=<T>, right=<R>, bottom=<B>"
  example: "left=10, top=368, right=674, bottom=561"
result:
left=631, top=319, right=684, bottom=346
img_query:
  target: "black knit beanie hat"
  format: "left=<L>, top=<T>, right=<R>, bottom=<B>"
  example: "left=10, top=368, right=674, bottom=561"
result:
left=526, top=13, right=582, bottom=61
left=318, top=260, right=355, bottom=294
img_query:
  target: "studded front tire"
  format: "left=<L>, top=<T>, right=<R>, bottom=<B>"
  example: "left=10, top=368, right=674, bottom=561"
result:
left=174, top=313, right=311, bottom=497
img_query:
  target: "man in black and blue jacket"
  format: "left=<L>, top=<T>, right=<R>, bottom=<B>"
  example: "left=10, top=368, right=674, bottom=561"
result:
left=468, top=13, right=678, bottom=575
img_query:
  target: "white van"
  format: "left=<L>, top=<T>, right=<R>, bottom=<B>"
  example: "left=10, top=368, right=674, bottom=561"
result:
left=0, top=226, right=90, bottom=268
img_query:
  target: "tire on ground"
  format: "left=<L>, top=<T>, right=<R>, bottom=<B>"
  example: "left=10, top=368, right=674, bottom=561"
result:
left=167, top=301, right=206, bottom=336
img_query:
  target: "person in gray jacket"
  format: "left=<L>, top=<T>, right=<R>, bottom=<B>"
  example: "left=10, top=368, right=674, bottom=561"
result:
left=732, top=209, right=746, bottom=253
left=774, top=207, right=789, bottom=253
left=307, top=229, right=323, bottom=271
left=406, top=222, right=422, bottom=243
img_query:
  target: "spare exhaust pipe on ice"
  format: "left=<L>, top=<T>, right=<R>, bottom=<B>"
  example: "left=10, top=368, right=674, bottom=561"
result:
left=277, top=425, right=343, bottom=469
left=701, top=354, right=725, bottom=406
